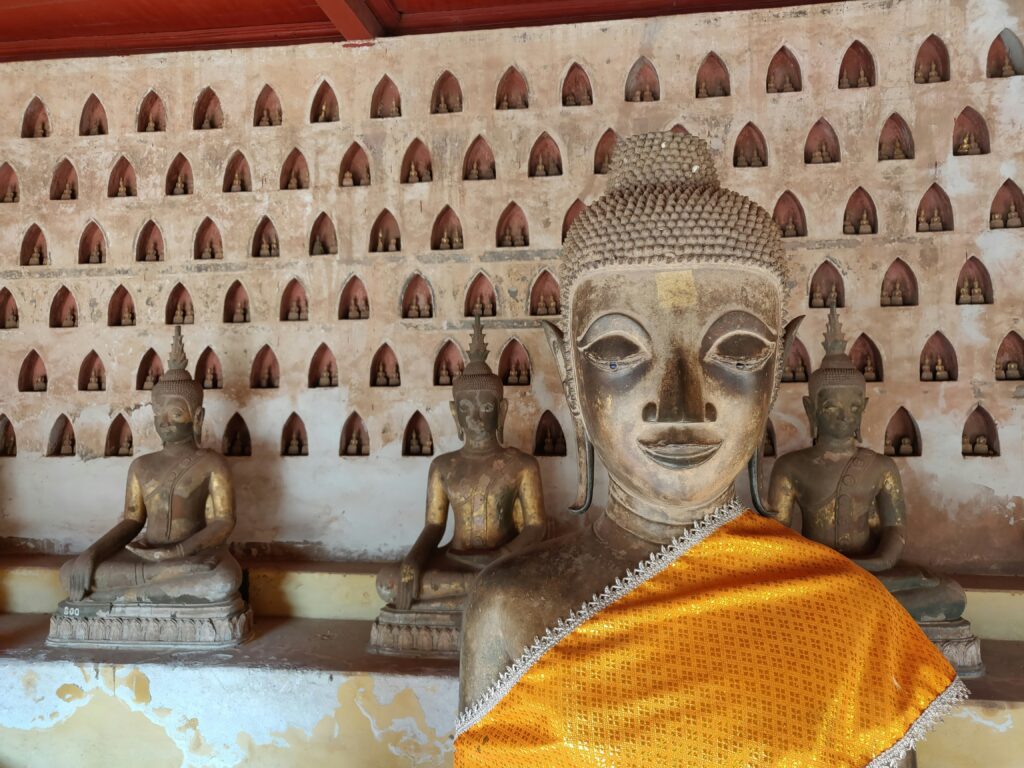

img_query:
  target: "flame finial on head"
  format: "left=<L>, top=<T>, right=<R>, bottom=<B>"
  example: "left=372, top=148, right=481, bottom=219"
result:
left=152, top=325, right=204, bottom=414
left=452, top=315, right=503, bottom=398
left=822, top=300, right=847, bottom=356
left=167, top=324, right=189, bottom=371
left=808, top=301, right=864, bottom=402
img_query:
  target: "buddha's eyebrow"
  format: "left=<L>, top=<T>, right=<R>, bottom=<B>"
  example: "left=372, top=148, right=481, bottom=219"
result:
left=576, top=311, right=651, bottom=344
left=704, top=309, right=775, bottom=338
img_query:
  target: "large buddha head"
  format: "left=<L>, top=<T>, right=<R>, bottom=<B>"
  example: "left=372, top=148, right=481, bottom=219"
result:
left=152, top=325, right=205, bottom=445
left=546, top=132, right=799, bottom=515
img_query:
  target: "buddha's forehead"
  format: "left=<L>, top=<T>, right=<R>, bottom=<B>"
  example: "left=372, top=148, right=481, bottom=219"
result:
left=153, top=393, right=194, bottom=413
left=571, top=265, right=782, bottom=332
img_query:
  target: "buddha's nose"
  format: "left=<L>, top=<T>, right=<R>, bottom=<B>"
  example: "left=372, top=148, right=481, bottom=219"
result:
left=643, top=356, right=716, bottom=424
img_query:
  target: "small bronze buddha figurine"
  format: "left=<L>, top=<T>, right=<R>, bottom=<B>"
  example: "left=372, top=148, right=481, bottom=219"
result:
left=371, top=316, right=547, bottom=656
left=50, top=326, right=251, bottom=648
left=766, top=303, right=982, bottom=676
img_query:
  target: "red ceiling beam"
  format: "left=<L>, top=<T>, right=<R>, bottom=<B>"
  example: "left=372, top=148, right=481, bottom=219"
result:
left=313, top=0, right=383, bottom=40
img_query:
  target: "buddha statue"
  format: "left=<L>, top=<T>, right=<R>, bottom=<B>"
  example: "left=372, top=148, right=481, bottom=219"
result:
left=50, top=326, right=252, bottom=648
left=766, top=303, right=982, bottom=676
left=372, top=316, right=547, bottom=657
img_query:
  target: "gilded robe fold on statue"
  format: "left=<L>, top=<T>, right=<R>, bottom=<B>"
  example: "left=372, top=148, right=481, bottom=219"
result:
left=455, top=503, right=966, bottom=767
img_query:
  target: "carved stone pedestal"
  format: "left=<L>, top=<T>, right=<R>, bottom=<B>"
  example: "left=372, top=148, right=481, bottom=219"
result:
left=369, top=606, right=460, bottom=658
left=920, top=618, right=984, bottom=678
left=47, top=596, right=253, bottom=650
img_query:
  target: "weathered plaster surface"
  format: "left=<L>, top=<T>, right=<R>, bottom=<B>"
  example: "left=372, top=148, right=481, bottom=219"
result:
left=0, top=0, right=1020, bottom=571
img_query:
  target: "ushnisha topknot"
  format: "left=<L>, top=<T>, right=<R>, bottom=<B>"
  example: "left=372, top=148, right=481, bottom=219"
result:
left=808, top=301, right=864, bottom=403
left=452, top=315, right=503, bottom=399
left=152, top=325, right=204, bottom=414
left=560, top=132, right=788, bottom=304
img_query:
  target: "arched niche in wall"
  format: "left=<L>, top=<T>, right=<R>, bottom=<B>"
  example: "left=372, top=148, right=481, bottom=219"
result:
left=400, top=139, right=433, bottom=183
left=166, top=153, right=193, bottom=195
left=463, top=136, right=495, bottom=180
left=962, top=406, right=999, bottom=457
left=165, top=283, right=195, bottom=325
left=279, top=148, right=310, bottom=190
left=695, top=52, right=729, bottom=98
left=339, top=276, right=369, bottom=320
left=0, top=415, right=17, bottom=457
left=838, top=41, right=875, bottom=88
left=370, top=344, right=400, bottom=387
left=21, top=224, right=48, bottom=266
left=773, top=191, right=807, bottom=238
left=21, top=96, right=50, bottom=138
left=253, top=84, right=283, bottom=127
left=401, top=273, right=434, bottom=319
left=252, top=216, right=279, bottom=258
left=804, top=118, right=840, bottom=163
left=49, top=158, right=78, bottom=200
left=808, top=262, right=844, bottom=309
left=136, top=220, right=164, bottom=262
left=464, top=273, right=498, bottom=317
left=110, top=157, right=140, bottom=199
left=223, top=413, right=252, bottom=457
left=340, top=412, right=370, bottom=456
left=915, top=184, right=954, bottom=233
left=18, top=350, right=47, bottom=392
left=534, top=411, right=567, bottom=456
left=528, top=133, right=562, bottom=177
left=850, top=334, right=883, bottom=382
left=884, top=408, right=921, bottom=457
left=953, top=107, right=991, bottom=155
left=49, top=286, right=78, bottom=328
left=369, top=209, right=400, bottom=252
left=136, top=349, right=164, bottom=391
left=431, top=71, right=463, bottom=113
left=310, top=81, right=339, bottom=123
left=223, top=280, right=251, bottom=323
left=495, top=66, right=529, bottom=109
left=79, top=94, right=108, bottom=136
left=733, top=123, right=767, bottom=167
left=561, top=63, right=593, bottom=106
left=193, top=86, right=223, bottom=129
left=0, top=162, right=19, bottom=203
left=78, top=351, right=106, bottom=391
left=307, top=343, right=338, bottom=388
left=955, top=257, right=993, bottom=305
left=880, top=258, right=919, bottom=306
left=339, top=142, right=371, bottom=186
left=195, top=348, right=223, bottom=390
left=194, top=217, right=223, bottom=260
left=434, top=340, right=465, bottom=386
left=843, top=187, right=877, bottom=235
left=496, top=202, right=528, bottom=248
left=594, top=128, right=618, bottom=174
left=47, top=415, right=76, bottom=458
left=108, top=285, right=136, bottom=327
left=308, top=212, right=338, bottom=255
left=995, top=331, right=1024, bottom=381
left=562, top=199, right=586, bottom=243
left=137, top=90, right=166, bottom=132
left=878, top=113, right=915, bottom=160
left=403, top=412, right=433, bottom=456
left=919, top=332, right=958, bottom=382
left=0, top=288, right=19, bottom=329
left=915, top=35, right=950, bottom=83
left=223, top=151, right=252, bottom=192
left=782, top=337, right=810, bottom=383
left=78, top=221, right=107, bottom=265
left=279, top=279, right=309, bottom=322
left=766, top=46, right=802, bottom=92
left=370, top=75, right=401, bottom=118
left=987, top=29, right=1024, bottom=78
left=498, top=339, right=531, bottom=386
left=624, top=56, right=660, bottom=102
left=990, top=179, right=1024, bottom=229
left=281, top=413, right=309, bottom=456
left=250, top=345, right=280, bottom=389
left=431, top=206, right=463, bottom=250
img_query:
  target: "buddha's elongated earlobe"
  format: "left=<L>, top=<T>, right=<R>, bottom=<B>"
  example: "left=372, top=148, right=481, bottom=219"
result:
left=781, top=315, right=805, bottom=369
left=748, top=449, right=768, bottom=517
left=543, top=319, right=593, bottom=514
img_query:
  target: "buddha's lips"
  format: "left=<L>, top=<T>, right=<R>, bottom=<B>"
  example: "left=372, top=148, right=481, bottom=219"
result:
left=637, top=439, right=721, bottom=468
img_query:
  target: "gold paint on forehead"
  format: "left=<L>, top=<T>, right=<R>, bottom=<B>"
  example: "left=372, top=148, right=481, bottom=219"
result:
left=655, top=270, right=697, bottom=309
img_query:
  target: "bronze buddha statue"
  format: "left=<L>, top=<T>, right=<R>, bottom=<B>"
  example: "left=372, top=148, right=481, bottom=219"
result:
left=49, top=326, right=251, bottom=648
left=765, top=303, right=983, bottom=676
left=371, top=316, right=547, bottom=656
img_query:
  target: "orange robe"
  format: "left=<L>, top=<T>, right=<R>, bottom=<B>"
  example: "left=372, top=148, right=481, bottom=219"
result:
left=455, top=504, right=965, bottom=767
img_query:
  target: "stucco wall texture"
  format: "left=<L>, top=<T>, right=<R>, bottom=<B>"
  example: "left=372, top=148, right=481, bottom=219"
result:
left=0, top=0, right=1021, bottom=572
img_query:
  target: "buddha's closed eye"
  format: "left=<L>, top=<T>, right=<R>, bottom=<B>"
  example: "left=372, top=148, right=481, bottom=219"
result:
left=579, top=333, right=650, bottom=372
left=704, top=331, right=775, bottom=372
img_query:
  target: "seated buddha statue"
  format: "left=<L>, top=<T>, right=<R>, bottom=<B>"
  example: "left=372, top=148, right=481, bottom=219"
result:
left=765, top=303, right=982, bottom=676
left=371, top=317, right=547, bottom=656
left=455, top=133, right=963, bottom=768
left=49, top=326, right=251, bottom=648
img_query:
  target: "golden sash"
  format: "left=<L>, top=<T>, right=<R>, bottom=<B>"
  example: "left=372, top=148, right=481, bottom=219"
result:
left=455, top=505, right=965, bottom=767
